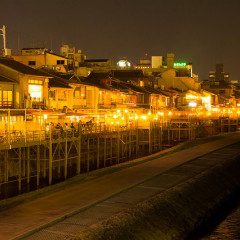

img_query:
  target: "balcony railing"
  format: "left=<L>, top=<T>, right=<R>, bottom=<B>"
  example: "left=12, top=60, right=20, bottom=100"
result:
left=0, top=101, right=13, bottom=108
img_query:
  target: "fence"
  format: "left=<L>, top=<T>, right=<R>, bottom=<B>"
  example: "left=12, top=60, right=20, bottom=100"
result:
left=0, top=114, right=239, bottom=200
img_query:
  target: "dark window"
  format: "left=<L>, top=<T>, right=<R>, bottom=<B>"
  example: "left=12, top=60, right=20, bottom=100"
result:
left=28, top=61, right=36, bottom=66
left=57, top=60, right=65, bottom=65
left=49, top=90, right=56, bottom=100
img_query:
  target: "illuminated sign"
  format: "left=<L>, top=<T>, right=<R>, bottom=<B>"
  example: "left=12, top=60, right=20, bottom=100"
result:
left=174, top=62, right=187, bottom=67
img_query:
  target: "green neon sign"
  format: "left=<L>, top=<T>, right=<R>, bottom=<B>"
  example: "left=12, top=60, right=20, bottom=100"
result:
left=174, top=62, right=187, bottom=67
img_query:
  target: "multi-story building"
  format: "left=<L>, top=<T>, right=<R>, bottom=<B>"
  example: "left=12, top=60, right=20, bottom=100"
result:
left=0, top=57, right=50, bottom=108
left=202, top=64, right=235, bottom=106
left=209, top=64, right=230, bottom=82
left=60, top=44, right=86, bottom=70
left=12, top=48, right=68, bottom=73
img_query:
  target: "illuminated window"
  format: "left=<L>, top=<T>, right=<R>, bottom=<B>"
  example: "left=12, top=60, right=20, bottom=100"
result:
left=74, top=88, right=80, bottom=98
left=74, top=86, right=86, bottom=99
left=0, top=90, right=13, bottom=106
left=28, top=85, right=43, bottom=101
left=29, top=80, right=42, bottom=84
left=80, top=86, right=86, bottom=98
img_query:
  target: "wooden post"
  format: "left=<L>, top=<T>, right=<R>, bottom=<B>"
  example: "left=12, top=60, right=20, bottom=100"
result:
left=153, top=122, right=155, bottom=151
left=104, top=134, right=107, bottom=167
left=4, top=150, right=8, bottom=182
left=18, top=147, right=22, bottom=193
left=129, top=128, right=131, bottom=158
left=27, top=146, right=30, bottom=184
left=77, top=130, right=81, bottom=174
left=64, top=137, right=68, bottom=179
left=49, top=129, right=53, bottom=185
left=160, top=125, right=162, bottom=150
left=43, top=146, right=47, bottom=178
left=149, top=121, right=152, bottom=153
left=22, top=148, right=26, bottom=177
left=97, top=134, right=100, bottom=168
left=136, top=121, right=139, bottom=156
left=117, top=127, right=120, bottom=164
left=7, top=109, right=10, bottom=146
left=87, top=136, right=90, bottom=172
left=36, top=145, right=40, bottom=187
left=58, top=141, right=61, bottom=178
left=121, top=133, right=124, bottom=160
left=110, top=134, right=113, bottom=164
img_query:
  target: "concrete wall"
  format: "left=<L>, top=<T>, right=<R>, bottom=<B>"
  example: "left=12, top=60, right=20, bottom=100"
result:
left=77, top=154, right=240, bottom=240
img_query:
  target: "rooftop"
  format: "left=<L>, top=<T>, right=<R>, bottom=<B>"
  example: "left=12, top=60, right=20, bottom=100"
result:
left=0, top=74, right=17, bottom=83
left=84, top=59, right=109, bottom=63
left=0, top=57, right=50, bottom=77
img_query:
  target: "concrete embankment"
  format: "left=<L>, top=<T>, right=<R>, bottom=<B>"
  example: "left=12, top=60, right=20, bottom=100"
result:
left=76, top=146, right=240, bottom=240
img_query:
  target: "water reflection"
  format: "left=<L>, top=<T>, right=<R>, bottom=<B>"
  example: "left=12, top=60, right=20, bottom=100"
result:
left=204, top=204, right=240, bottom=239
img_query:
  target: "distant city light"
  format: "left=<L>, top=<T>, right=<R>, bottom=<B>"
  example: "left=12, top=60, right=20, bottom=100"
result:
left=117, top=60, right=131, bottom=68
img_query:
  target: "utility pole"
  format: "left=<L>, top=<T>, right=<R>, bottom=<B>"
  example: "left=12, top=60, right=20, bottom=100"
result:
left=0, top=25, right=7, bottom=56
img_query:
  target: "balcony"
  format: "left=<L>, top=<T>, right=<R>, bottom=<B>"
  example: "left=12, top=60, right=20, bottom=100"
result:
left=32, top=101, right=46, bottom=109
left=0, top=101, right=13, bottom=108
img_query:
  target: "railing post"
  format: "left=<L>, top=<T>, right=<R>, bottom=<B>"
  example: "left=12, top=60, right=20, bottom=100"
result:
left=97, top=134, right=100, bottom=168
left=87, top=135, right=90, bottom=172
left=18, top=147, right=22, bottom=193
left=36, top=145, right=40, bottom=187
left=77, top=125, right=81, bottom=174
left=64, top=134, right=68, bottom=179
left=117, top=125, right=120, bottom=164
left=4, top=150, right=8, bottom=183
left=104, top=128, right=107, bottom=167
left=149, top=120, right=152, bottom=154
left=49, top=128, right=53, bottom=185
left=27, top=146, right=30, bottom=184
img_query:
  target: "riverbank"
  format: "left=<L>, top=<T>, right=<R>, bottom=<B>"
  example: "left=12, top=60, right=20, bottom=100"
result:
left=64, top=143, right=240, bottom=240
left=14, top=133, right=240, bottom=240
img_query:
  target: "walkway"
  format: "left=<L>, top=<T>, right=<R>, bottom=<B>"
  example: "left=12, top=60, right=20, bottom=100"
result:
left=0, top=132, right=239, bottom=240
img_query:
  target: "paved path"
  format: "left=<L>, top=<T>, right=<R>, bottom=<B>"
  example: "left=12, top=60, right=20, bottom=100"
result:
left=0, top=133, right=240, bottom=240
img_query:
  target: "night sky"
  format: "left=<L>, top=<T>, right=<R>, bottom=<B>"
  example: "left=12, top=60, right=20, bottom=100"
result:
left=1, top=0, right=240, bottom=80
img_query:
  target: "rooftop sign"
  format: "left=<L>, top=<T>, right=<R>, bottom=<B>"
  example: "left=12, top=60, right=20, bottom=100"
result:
left=174, top=62, right=187, bottom=67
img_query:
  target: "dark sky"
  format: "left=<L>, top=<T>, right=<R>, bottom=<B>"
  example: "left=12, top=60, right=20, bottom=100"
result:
left=0, top=0, right=240, bottom=80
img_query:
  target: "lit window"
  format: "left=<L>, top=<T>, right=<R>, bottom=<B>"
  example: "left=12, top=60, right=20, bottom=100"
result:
left=0, top=90, right=13, bottom=106
left=28, top=80, right=42, bottom=84
left=28, top=85, right=43, bottom=101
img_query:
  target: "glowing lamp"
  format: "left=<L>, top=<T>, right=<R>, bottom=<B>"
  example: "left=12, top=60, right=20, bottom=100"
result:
left=188, top=102, right=197, bottom=107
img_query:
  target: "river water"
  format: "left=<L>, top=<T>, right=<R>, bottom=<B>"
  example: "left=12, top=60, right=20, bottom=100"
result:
left=202, top=203, right=240, bottom=239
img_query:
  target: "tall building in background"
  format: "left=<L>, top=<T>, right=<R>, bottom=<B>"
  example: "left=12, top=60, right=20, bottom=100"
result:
left=209, top=64, right=230, bottom=82
left=151, top=56, right=163, bottom=69
left=167, top=53, right=174, bottom=68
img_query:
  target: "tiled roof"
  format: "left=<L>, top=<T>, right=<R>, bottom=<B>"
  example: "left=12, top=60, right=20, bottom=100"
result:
left=39, top=67, right=95, bottom=88
left=111, top=70, right=144, bottom=78
left=22, top=47, right=46, bottom=50
left=144, top=85, right=164, bottom=94
left=0, top=57, right=50, bottom=77
left=125, top=83, right=148, bottom=93
left=0, top=74, right=17, bottom=83
left=45, top=51, right=68, bottom=59
left=84, top=59, right=109, bottom=63
left=49, top=77, right=72, bottom=89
